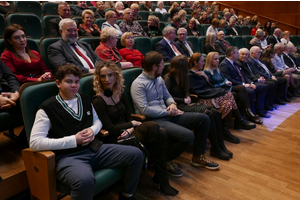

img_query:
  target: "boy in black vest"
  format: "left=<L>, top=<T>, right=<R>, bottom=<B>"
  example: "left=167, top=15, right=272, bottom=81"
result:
left=30, top=64, right=143, bottom=200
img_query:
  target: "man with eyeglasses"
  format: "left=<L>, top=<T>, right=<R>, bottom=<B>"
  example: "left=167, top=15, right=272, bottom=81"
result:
left=156, top=26, right=183, bottom=61
left=119, top=8, right=148, bottom=37
left=176, top=28, right=195, bottom=58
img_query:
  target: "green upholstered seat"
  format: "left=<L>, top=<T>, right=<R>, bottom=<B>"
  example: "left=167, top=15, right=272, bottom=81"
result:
left=234, top=26, right=241, bottom=35
left=201, top=24, right=210, bottom=36
left=133, top=37, right=152, bottom=56
left=233, top=36, right=244, bottom=49
left=39, top=37, right=61, bottom=74
left=243, top=36, right=254, bottom=50
left=78, top=37, right=101, bottom=51
left=137, top=20, right=148, bottom=28
left=290, top=35, right=300, bottom=46
left=94, top=18, right=106, bottom=30
left=150, top=12, right=163, bottom=21
left=41, top=15, right=59, bottom=36
left=0, top=14, right=6, bottom=37
left=150, top=36, right=163, bottom=51
left=162, top=13, right=171, bottom=23
left=198, top=36, right=206, bottom=53
left=138, top=11, right=150, bottom=20
left=186, top=36, right=200, bottom=53
left=159, top=22, right=165, bottom=30
left=162, top=62, right=170, bottom=78
left=224, top=36, right=234, bottom=46
left=16, top=1, right=42, bottom=19
left=42, top=2, right=59, bottom=15
left=71, top=16, right=83, bottom=25
left=241, top=26, right=251, bottom=36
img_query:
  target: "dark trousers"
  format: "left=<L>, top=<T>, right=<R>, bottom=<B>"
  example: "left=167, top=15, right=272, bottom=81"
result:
left=245, top=84, right=267, bottom=114
left=151, top=112, right=210, bottom=160
left=55, top=144, right=143, bottom=200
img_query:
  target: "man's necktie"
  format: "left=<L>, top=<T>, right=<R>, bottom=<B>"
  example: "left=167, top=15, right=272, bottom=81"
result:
left=233, top=62, right=245, bottom=83
left=71, top=44, right=94, bottom=69
left=223, top=41, right=229, bottom=48
left=170, top=42, right=182, bottom=55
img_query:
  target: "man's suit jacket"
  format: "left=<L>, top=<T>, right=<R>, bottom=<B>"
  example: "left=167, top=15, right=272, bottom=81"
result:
left=236, top=59, right=260, bottom=82
left=47, top=39, right=102, bottom=74
left=71, top=6, right=85, bottom=16
left=283, top=53, right=297, bottom=68
left=176, top=40, right=195, bottom=58
left=155, top=38, right=183, bottom=61
left=267, top=35, right=280, bottom=45
left=248, top=56, right=272, bottom=79
left=214, top=39, right=231, bottom=55
left=219, top=58, right=252, bottom=86
left=0, top=60, right=20, bottom=92
left=48, top=17, right=90, bottom=37
left=225, top=26, right=239, bottom=36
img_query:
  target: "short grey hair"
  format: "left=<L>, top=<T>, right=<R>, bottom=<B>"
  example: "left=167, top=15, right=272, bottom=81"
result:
left=59, top=18, right=76, bottom=31
left=255, top=29, right=264, bottom=38
left=274, top=43, right=284, bottom=50
left=163, top=26, right=175, bottom=36
left=101, top=27, right=118, bottom=42
left=115, top=1, right=123, bottom=9
left=239, top=48, right=249, bottom=54
left=229, top=16, right=236, bottom=23
left=177, top=27, right=187, bottom=34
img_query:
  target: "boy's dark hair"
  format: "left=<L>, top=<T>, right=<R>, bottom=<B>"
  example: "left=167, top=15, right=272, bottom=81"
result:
left=56, top=63, right=83, bottom=82
left=143, top=51, right=164, bottom=72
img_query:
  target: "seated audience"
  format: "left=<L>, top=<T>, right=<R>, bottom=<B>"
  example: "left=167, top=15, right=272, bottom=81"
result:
left=115, top=1, right=125, bottom=19
left=92, top=61, right=178, bottom=196
left=131, top=51, right=219, bottom=175
left=185, top=19, right=200, bottom=37
left=204, top=33, right=217, bottom=55
left=102, top=10, right=123, bottom=36
left=168, top=2, right=179, bottom=13
left=261, top=31, right=270, bottom=50
left=267, top=28, right=282, bottom=45
left=104, top=1, right=115, bottom=10
left=214, top=31, right=231, bottom=55
left=235, top=15, right=244, bottom=26
left=165, top=16, right=182, bottom=33
left=191, top=10, right=200, bottom=25
left=251, top=22, right=261, bottom=36
left=164, top=55, right=233, bottom=160
left=251, top=15, right=259, bottom=26
left=143, top=15, right=162, bottom=38
left=48, top=19, right=101, bottom=74
left=119, top=32, right=144, bottom=68
left=222, top=12, right=231, bottom=25
left=226, top=17, right=240, bottom=36
left=206, top=18, right=219, bottom=36
left=270, top=22, right=277, bottom=34
left=48, top=2, right=89, bottom=37
left=119, top=8, right=148, bottom=37
left=131, top=3, right=142, bottom=21
left=155, top=1, right=167, bottom=14
left=217, top=19, right=228, bottom=35
left=168, top=8, right=179, bottom=22
left=243, top=16, right=251, bottom=26
left=95, top=27, right=133, bottom=69
left=281, top=31, right=293, bottom=45
left=2, top=25, right=52, bottom=84
left=188, top=53, right=256, bottom=143
left=230, top=8, right=238, bottom=19
left=94, top=1, right=105, bottom=18
left=71, top=1, right=88, bottom=16
left=155, top=26, right=183, bottom=61
left=178, top=10, right=187, bottom=23
left=249, top=29, right=264, bottom=49
left=80, top=9, right=101, bottom=36
left=176, top=28, right=195, bottom=58
left=30, top=64, right=143, bottom=200
left=199, top=11, right=210, bottom=25
left=289, top=44, right=300, bottom=66
left=0, top=60, right=20, bottom=111
left=142, top=1, right=153, bottom=13
left=263, top=21, right=272, bottom=35
left=0, top=1, right=19, bottom=16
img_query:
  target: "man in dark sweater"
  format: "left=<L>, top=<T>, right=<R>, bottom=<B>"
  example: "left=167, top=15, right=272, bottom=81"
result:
left=29, top=64, right=143, bottom=200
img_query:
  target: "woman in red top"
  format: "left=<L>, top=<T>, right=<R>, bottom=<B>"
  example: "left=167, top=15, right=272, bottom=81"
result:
left=1, top=24, right=52, bottom=84
left=251, top=22, right=261, bottom=36
left=119, top=32, right=144, bottom=68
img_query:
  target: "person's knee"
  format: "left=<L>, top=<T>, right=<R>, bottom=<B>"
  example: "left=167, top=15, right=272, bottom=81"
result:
left=71, top=173, right=95, bottom=191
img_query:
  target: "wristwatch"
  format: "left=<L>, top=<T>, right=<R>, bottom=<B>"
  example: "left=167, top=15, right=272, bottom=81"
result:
left=170, top=102, right=177, bottom=106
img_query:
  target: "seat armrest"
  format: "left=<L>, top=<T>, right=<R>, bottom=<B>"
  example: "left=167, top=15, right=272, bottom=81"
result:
left=131, top=114, right=146, bottom=122
left=22, top=148, right=57, bottom=200
left=100, top=129, right=109, bottom=137
left=190, top=94, right=198, bottom=103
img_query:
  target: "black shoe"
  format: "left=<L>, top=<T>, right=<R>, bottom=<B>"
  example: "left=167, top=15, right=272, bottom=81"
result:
left=153, top=175, right=179, bottom=196
left=282, top=97, right=291, bottom=103
left=220, top=143, right=233, bottom=158
left=234, top=119, right=256, bottom=130
left=257, top=111, right=271, bottom=118
left=275, top=98, right=286, bottom=105
left=210, top=147, right=230, bottom=160
left=166, top=161, right=183, bottom=177
left=223, top=127, right=240, bottom=144
left=248, top=115, right=263, bottom=124
left=119, top=192, right=136, bottom=200
left=265, top=105, right=275, bottom=111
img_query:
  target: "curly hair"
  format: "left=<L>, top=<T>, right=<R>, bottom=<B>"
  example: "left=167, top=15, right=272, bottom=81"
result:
left=93, top=61, right=124, bottom=96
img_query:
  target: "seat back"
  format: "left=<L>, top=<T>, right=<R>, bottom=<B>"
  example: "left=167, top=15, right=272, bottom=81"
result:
left=180, top=22, right=187, bottom=27
left=162, top=62, right=170, bottom=78
left=0, top=38, right=39, bottom=55
left=41, top=15, right=59, bottom=36
left=121, top=67, right=143, bottom=114
left=137, top=20, right=147, bottom=28
left=16, top=1, right=42, bottom=19
left=186, top=15, right=192, bottom=21
left=71, top=16, right=83, bottom=25
left=116, top=19, right=123, bottom=25
left=0, top=14, right=6, bottom=36
left=159, top=22, right=165, bottom=30
left=234, top=25, right=241, bottom=35
left=150, top=12, right=163, bottom=21
left=233, top=36, right=244, bottom=49
left=243, top=36, right=254, bottom=49
left=78, top=74, right=95, bottom=99
left=201, top=24, right=210, bottom=36
left=133, top=37, right=152, bottom=56
left=186, top=36, right=200, bottom=53
left=94, top=18, right=106, bottom=30
left=88, top=6, right=96, bottom=12
left=241, top=25, right=251, bottom=36
left=42, top=2, right=59, bottom=15
left=6, top=13, right=43, bottom=39
left=219, top=55, right=226, bottom=64
left=40, top=37, right=61, bottom=74
left=224, top=36, right=234, bottom=46
left=150, top=36, right=163, bottom=51
left=162, top=13, right=171, bottom=23
left=198, top=36, right=206, bottom=53
left=138, top=11, right=149, bottom=20
left=78, top=37, right=100, bottom=51
left=290, top=35, right=300, bottom=46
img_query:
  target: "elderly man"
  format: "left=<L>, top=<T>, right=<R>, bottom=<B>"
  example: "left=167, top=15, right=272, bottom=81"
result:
left=226, top=16, right=240, bottom=36
left=94, top=1, right=105, bottom=18
left=283, top=43, right=300, bottom=69
left=119, top=8, right=148, bottom=37
left=48, top=2, right=89, bottom=37
left=214, top=31, right=231, bottom=55
left=48, top=19, right=101, bottom=74
left=131, top=3, right=142, bottom=21
left=236, top=48, right=287, bottom=110
left=155, top=26, right=183, bottom=61
left=71, top=1, right=88, bottom=16
left=131, top=51, right=219, bottom=176
left=267, top=28, right=282, bottom=45
left=219, top=46, right=268, bottom=118
left=176, top=28, right=195, bottom=58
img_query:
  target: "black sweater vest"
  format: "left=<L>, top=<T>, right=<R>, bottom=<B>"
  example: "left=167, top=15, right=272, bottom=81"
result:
left=39, top=93, right=93, bottom=155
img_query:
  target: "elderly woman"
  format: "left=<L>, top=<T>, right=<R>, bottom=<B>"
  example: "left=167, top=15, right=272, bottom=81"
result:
left=191, top=10, right=200, bottom=25
left=249, top=29, right=264, bottom=49
left=80, top=9, right=101, bottom=36
left=1, top=24, right=52, bottom=84
left=185, top=19, right=200, bottom=37
left=281, top=31, right=293, bottom=45
left=251, top=22, right=261, bottom=36
left=115, top=1, right=125, bottom=19
left=119, top=32, right=144, bottom=68
left=178, top=9, right=187, bottom=23
left=199, top=11, right=210, bottom=25
left=131, top=3, right=142, bottom=21
left=204, top=33, right=217, bottom=54
left=155, top=1, right=167, bottom=14
left=206, top=18, right=219, bottom=36
left=101, top=10, right=122, bottom=36
left=95, top=27, right=133, bottom=69
left=143, top=15, right=162, bottom=37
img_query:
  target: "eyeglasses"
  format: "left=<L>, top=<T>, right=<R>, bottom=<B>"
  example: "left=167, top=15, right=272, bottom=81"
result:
left=178, top=33, right=186, bottom=36
left=124, top=12, right=133, bottom=15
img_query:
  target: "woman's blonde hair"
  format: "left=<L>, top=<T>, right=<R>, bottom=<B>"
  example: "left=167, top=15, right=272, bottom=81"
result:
left=121, top=32, right=133, bottom=47
left=148, top=15, right=159, bottom=27
left=81, top=9, right=94, bottom=20
left=204, top=52, right=220, bottom=74
left=93, top=61, right=124, bottom=96
left=105, top=10, right=115, bottom=20
left=178, top=9, right=187, bottom=19
left=206, top=32, right=216, bottom=45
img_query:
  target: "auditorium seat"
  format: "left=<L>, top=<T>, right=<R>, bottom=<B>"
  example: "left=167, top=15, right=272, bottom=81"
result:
left=150, top=36, right=163, bottom=51
left=225, top=36, right=234, bottom=46
left=150, top=12, right=163, bottom=21
left=133, top=37, right=152, bottom=56
left=241, top=25, right=251, bottom=36
left=42, top=2, right=59, bottom=15
left=88, top=6, right=96, bottom=12
left=94, top=18, right=106, bottom=30
left=234, top=25, right=241, bottom=35
left=41, top=15, right=59, bottom=36
left=159, top=22, right=165, bottom=30
left=162, top=13, right=171, bottom=23
left=290, top=35, right=300, bottom=47
left=78, top=37, right=101, bottom=51
left=138, top=11, right=150, bottom=20
left=16, top=1, right=42, bottom=19
left=39, top=37, right=61, bottom=74
left=243, top=36, right=254, bottom=49
left=186, top=15, right=192, bottom=21
left=162, top=62, right=170, bottom=78
left=116, top=19, right=123, bottom=25
left=71, top=16, right=83, bottom=25
left=137, top=20, right=147, bottom=28
left=233, top=36, right=244, bottom=49
left=0, top=14, right=6, bottom=36
left=201, top=24, right=210, bottom=36
left=198, top=36, right=206, bottom=53
left=186, top=36, right=200, bottom=53
left=180, top=22, right=187, bottom=27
